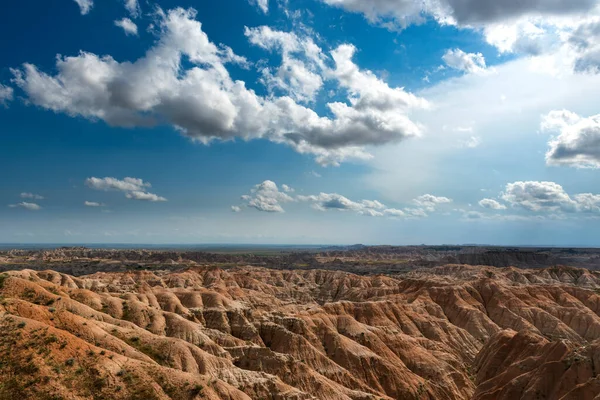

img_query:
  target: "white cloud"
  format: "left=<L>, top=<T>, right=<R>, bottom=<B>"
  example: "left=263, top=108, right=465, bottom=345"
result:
left=298, top=193, right=386, bottom=216
left=502, top=181, right=576, bottom=211
left=567, top=18, right=600, bottom=73
left=245, top=26, right=325, bottom=102
left=498, top=181, right=600, bottom=213
left=0, top=84, right=13, bottom=107
left=20, top=192, right=44, bottom=200
left=442, top=48, right=487, bottom=74
left=9, top=202, right=41, bottom=211
left=125, top=191, right=167, bottom=202
left=479, top=198, right=507, bottom=210
left=84, top=201, right=104, bottom=207
left=237, top=181, right=445, bottom=218
left=281, top=184, right=295, bottom=193
left=250, top=0, right=269, bottom=14
left=383, top=208, right=406, bottom=217
left=241, top=180, right=295, bottom=213
left=319, top=0, right=600, bottom=71
left=85, top=177, right=167, bottom=202
left=319, top=0, right=427, bottom=29
left=297, top=192, right=442, bottom=218
left=442, top=0, right=596, bottom=25
left=320, top=0, right=597, bottom=27
left=542, top=110, right=600, bottom=168
left=413, top=194, right=453, bottom=212
left=115, top=18, right=138, bottom=36
left=73, top=0, right=93, bottom=15
left=273, top=43, right=429, bottom=162
left=483, top=19, right=557, bottom=55
left=11, top=8, right=426, bottom=166
left=86, top=177, right=150, bottom=192
left=124, top=0, right=141, bottom=18
left=573, top=193, right=600, bottom=212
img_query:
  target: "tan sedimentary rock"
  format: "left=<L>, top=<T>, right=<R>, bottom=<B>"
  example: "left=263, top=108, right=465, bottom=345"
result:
left=1, top=264, right=600, bottom=399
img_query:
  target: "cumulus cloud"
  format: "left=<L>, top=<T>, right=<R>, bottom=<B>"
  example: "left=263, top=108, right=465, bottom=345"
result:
left=298, top=192, right=445, bottom=218
left=313, top=44, right=428, bottom=143
left=86, top=177, right=150, bottom=192
left=85, top=177, right=167, bottom=202
left=319, top=0, right=428, bottom=29
left=479, top=198, right=507, bottom=210
left=383, top=208, right=406, bottom=217
left=542, top=110, right=600, bottom=168
left=124, top=0, right=141, bottom=18
left=240, top=180, right=295, bottom=212
left=442, top=48, right=487, bottom=74
left=298, top=193, right=387, bottom=216
left=464, top=181, right=600, bottom=221
left=237, top=181, right=446, bottom=218
left=320, top=0, right=600, bottom=69
left=404, top=208, right=429, bottom=217
left=564, top=18, right=600, bottom=73
left=320, top=0, right=597, bottom=27
left=500, top=181, right=590, bottom=212
left=413, top=194, right=453, bottom=212
left=245, top=26, right=325, bottom=103
left=73, top=0, right=93, bottom=15
left=483, top=19, right=559, bottom=56
left=9, top=202, right=41, bottom=211
left=11, top=8, right=426, bottom=166
left=20, top=193, right=44, bottom=200
left=115, top=18, right=138, bottom=36
left=573, top=193, right=600, bottom=212
left=125, top=191, right=167, bottom=202
left=443, top=0, right=596, bottom=25
left=84, top=201, right=104, bottom=207
left=0, top=84, right=13, bottom=107
left=463, top=179, right=600, bottom=218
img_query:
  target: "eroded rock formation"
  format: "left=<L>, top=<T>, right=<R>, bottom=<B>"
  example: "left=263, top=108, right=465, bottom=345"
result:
left=1, top=264, right=599, bottom=399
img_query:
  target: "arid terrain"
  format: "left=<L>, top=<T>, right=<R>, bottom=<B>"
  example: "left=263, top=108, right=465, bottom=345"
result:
left=2, top=247, right=600, bottom=399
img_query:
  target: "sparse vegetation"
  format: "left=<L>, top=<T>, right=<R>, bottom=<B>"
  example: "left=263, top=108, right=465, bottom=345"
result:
left=0, top=274, right=8, bottom=289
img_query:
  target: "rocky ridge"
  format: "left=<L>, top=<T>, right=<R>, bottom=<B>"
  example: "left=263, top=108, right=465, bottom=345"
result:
left=1, top=264, right=600, bottom=399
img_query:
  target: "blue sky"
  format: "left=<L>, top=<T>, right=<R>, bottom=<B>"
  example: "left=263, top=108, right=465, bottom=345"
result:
left=1, top=0, right=600, bottom=245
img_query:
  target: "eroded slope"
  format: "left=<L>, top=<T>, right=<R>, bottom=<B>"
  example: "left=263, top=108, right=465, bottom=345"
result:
left=1, top=265, right=599, bottom=399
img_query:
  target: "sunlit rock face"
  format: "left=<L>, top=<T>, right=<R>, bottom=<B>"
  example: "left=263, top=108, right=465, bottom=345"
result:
left=1, top=264, right=600, bottom=399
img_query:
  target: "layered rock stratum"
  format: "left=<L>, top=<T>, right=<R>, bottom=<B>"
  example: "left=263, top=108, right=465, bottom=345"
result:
left=1, top=262, right=600, bottom=399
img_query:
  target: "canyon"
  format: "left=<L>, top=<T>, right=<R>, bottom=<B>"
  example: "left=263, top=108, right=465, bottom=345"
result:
left=1, top=248, right=600, bottom=399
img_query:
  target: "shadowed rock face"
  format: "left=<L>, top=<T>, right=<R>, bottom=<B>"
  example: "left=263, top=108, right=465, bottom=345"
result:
left=1, top=264, right=600, bottom=399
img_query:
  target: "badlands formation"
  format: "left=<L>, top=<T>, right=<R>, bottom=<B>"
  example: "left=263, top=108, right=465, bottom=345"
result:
left=1, top=249, right=600, bottom=399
